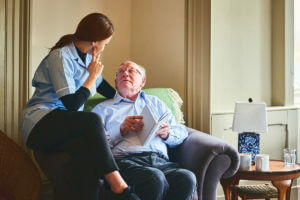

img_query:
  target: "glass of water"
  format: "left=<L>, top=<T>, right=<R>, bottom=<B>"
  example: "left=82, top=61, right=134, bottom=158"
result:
left=284, top=148, right=296, bottom=166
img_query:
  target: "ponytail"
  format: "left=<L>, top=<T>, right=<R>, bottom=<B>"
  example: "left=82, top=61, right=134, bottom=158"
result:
left=49, top=13, right=114, bottom=52
left=50, top=34, right=75, bottom=52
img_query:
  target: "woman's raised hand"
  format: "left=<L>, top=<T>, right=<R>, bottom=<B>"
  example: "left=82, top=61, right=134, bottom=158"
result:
left=82, top=47, right=104, bottom=93
left=88, top=47, right=104, bottom=79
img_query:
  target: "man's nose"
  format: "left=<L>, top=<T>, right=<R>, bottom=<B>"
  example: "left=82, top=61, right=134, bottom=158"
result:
left=122, top=71, right=129, bottom=77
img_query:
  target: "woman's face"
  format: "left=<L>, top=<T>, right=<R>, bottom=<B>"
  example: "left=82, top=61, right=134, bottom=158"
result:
left=88, top=35, right=112, bottom=55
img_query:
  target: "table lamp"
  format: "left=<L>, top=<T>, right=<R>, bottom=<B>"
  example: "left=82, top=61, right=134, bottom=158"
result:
left=232, top=99, right=267, bottom=161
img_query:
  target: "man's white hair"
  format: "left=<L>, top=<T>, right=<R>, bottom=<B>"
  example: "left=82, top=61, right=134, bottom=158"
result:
left=117, top=61, right=146, bottom=77
left=135, top=64, right=146, bottom=77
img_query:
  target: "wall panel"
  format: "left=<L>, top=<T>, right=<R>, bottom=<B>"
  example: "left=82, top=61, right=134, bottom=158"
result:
left=0, top=0, right=6, bottom=131
left=0, top=0, right=30, bottom=147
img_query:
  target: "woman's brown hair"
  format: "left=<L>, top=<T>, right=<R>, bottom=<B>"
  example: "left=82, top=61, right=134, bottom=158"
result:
left=50, top=13, right=114, bottom=52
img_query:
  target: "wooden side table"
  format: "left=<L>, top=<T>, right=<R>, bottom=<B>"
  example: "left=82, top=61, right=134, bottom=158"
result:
left=220, top=160, right=300, bottom=200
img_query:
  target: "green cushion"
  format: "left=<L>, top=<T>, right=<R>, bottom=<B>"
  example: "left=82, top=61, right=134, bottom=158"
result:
left=84, top=93, right=107, bottom=112
left=84, top=88, right=185, bottom=124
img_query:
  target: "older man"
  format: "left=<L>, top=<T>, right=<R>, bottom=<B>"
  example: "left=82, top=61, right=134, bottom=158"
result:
left=92, top=61, right=196, bottom=200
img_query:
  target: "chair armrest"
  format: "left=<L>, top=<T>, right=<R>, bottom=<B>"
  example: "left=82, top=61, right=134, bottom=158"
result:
left=176, top=127, right=239, bottom=179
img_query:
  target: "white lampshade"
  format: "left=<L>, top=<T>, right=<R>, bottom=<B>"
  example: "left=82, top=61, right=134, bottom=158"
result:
left=232, top=102, right=268, bottom=133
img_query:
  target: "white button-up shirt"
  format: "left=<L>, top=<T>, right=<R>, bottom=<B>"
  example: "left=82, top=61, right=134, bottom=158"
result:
left=92, top=91, right=188, bottom=159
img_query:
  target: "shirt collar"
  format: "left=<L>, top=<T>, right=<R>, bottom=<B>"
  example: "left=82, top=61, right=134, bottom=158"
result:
left=66, top=42, right=90, bottom=67
left=113, top=90, right=145, bottom=105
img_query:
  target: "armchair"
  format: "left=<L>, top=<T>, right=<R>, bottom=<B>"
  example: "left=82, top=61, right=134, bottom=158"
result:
left=170, top=127, right=240, bottom=200
left=36, top=88, right=239, bottom=200
left=0, top=130, right=41, bottom=200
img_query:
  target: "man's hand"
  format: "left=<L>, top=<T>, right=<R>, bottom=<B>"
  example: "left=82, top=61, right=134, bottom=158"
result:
left=156, top=122, right=170, bottom=140
left=120, top=116, right=144, bottom=136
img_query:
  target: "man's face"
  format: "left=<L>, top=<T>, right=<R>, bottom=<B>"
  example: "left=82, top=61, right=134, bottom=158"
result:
left=116, top=61, right=146, bottom=97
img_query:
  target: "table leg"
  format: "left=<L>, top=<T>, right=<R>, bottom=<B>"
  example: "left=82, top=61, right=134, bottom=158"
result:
left=221, top=178, right=239, bottom=200
left=271, top=179, right=292, bottom=200
left=286, top=179, right=293, bottom=200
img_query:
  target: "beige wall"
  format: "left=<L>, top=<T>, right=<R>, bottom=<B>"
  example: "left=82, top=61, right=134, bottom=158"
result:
left=31, top=0, right=132, bottom=92
left=31, top=0, right=185, bottom=101
left=211, top=0, right=272, bottom=113
left=130, top=0, right=185, bottom=100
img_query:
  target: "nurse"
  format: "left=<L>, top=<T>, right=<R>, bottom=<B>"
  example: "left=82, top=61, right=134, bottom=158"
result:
left=20, top=13, right=140, bottom=200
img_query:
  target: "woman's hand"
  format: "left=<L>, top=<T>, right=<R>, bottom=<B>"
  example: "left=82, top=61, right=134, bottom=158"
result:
left=120, top=116, right=144, bottom=136
left=82, top=48, right=104, bottom=92
left=88, top=48, right=104, bottom=79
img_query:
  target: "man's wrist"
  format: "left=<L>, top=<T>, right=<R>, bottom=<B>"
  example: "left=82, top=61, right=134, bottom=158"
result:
left=162, top=133, right=170, bottom=140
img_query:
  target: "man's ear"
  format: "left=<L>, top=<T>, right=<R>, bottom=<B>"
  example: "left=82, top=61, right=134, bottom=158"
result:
left=115, top=78, right=118, bottom=90
left=141, top=77, right=146, bottom=88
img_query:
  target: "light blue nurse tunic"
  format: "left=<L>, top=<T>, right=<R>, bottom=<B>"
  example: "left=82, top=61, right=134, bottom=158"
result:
left=20, top=42, right=103, bottom=143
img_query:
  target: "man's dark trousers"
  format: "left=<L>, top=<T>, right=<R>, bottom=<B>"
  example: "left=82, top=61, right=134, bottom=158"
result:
left=115, top=152, right=197, bottom=200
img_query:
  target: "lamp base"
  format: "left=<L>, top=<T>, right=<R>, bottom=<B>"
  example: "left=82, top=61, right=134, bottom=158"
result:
left=238, top=132, right=260, bottom=161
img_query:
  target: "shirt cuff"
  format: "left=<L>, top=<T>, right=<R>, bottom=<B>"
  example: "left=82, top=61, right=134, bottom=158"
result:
left=164, top=130, right=180, bottom=146
left=56, top=86, right=75, bottom=99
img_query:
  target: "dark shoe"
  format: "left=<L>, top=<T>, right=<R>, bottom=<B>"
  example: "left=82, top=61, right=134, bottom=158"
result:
left=109, top=186, right=141, bottom=200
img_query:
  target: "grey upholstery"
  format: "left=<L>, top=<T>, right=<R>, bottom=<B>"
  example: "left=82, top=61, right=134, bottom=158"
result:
left=175, top=127, right=239, bottom=200
left=35, top=127, right=239, bottom=200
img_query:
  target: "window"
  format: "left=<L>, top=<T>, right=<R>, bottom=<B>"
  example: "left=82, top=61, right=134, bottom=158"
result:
left=295, top=0, right=300, bottom=104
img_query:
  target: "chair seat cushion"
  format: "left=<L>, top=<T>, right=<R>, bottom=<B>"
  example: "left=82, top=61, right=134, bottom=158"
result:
left=232, top=184, right=278, bottom=198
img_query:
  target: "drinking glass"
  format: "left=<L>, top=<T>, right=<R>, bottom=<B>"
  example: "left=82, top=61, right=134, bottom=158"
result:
left=284, top=148, right=296, bottom=166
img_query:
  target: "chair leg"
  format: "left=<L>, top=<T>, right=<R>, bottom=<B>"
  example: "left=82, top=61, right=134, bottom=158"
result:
left=231, top=190, right=238, bottom=200
left=241, top=194, right=247, bottom=200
